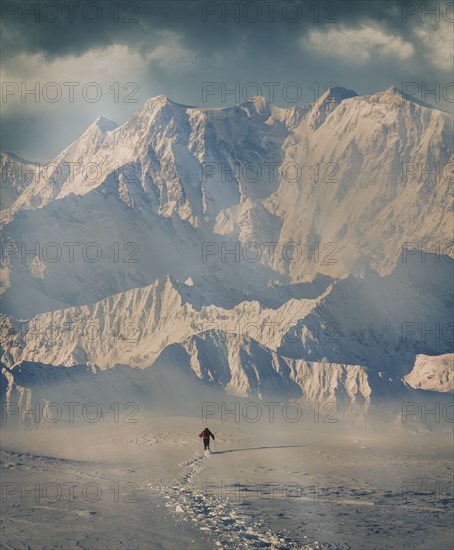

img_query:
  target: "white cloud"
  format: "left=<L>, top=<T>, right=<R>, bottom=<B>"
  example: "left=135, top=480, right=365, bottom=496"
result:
left=414, top=21, right=453, bottom=71
left=305, top=24, right=414, bottom=63
left=3, top=44, right=145, bottom=84
left=1, top=45, right=148, bottom=115
left=1, top=34, right=196, bottom=115
left=146, top=31, right=195, bottom=67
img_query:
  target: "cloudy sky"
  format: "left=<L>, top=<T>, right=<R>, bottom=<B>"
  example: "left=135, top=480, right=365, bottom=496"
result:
left=1, top=0, right=452, bottom=160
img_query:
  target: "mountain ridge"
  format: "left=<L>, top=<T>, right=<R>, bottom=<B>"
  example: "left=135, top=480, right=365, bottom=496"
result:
left=0, top=86, right=452, bottom=405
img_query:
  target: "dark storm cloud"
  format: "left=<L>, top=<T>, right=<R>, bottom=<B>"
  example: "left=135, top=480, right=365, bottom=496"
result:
left=0, top=1, right=426, bottom=58
left=1, top=0, right=452, bottom=159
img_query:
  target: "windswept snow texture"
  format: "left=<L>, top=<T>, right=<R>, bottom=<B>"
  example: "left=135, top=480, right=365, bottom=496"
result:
left=152, top=453, right=309, bottom=549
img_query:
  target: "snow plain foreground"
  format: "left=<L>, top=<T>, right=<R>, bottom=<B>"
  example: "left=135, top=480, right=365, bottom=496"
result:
left=1, top=415, right=453, bottom=549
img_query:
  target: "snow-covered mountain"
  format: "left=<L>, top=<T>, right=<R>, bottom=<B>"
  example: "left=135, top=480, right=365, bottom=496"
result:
left=0, top=86, right=452, bottom=413
left=0, top=253, right=450, bottom=371
left=4, top=116, right=119, bottom=214
left=2, top=87, right=452, bottom=318
left=1, top=252, right=451, bottom=397
left=0, top=351, right=405, bottom=422
left=1, top=153, right=37, bottom=210
left=263, top=87, right=453, bottom=279
left=404, top=353, right=453, bottom=392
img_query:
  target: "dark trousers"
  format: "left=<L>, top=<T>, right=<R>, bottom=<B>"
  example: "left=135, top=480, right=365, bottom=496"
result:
left=203, top=439, right=210, bottom=450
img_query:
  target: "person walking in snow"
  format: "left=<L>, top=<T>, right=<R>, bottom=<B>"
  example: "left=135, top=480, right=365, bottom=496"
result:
left=199, top=427, right=215, bottom=451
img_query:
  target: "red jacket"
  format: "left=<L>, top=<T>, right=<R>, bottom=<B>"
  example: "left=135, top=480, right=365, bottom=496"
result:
left=199, top=428, right=214, bottom=441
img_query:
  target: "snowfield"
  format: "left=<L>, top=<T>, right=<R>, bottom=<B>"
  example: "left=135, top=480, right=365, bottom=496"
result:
left=1, top=417, right=453, bottom=549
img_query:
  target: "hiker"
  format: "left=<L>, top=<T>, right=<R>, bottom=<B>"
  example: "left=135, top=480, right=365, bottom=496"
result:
left=199, top=427, right=215, bottom=451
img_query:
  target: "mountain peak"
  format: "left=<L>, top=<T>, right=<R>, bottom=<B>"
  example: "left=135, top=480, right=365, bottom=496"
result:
left=372, top=86, right=437, bottom=110
left=1, top=151, right=34, bottom=164
left=384, top=86, right=404, bottom=96
left=92, top=116, right=118, bottom=132
left=318, top=86, right=358, bottom=103
left=307, top=86, right=357, bottom=130
left=57, top=116, right=118, bottom=157
left=148, top=93, right=170, bottom=104
left=144, top=94, right=196, bottom=110
left=239, top=95, right=271, bottom=115
left=376, top=87, right=409, bottom=102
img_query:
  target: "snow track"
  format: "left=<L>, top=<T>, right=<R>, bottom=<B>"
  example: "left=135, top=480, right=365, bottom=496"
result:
left=150, top=452, right=333, bottom=550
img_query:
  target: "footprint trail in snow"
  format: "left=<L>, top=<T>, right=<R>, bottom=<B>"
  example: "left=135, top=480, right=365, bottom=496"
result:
left=149, top=452, right=332, bottom=550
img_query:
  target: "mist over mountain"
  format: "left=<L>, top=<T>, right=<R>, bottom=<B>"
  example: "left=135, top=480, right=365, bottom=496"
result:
left=1, top=87, right=452, bottom=413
